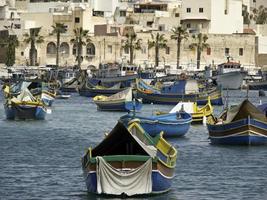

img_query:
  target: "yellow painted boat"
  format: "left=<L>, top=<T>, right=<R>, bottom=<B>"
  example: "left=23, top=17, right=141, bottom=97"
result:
left=157, top=97, right=213, bottom=123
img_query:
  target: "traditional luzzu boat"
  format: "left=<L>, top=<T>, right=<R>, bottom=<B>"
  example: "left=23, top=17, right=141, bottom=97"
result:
left=93, top=88, right=142, bottom=112
left=81, top=122, right=177, bottom=196
left=207, top=99, right=267, bottom=145
left=167, top=98, right=213, bottom=123
left=120, top=112, right=192, bottom=137
left=3, top=87, right=47, bottom=120
left=78, top=82, right=127, bottom=97
left=41, top=90, right=56, bottom=106
left=136, top=78, right=223, bottom=105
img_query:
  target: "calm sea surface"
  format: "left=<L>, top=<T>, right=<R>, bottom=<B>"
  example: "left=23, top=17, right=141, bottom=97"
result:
left=0, top=90, right=266, bottom=200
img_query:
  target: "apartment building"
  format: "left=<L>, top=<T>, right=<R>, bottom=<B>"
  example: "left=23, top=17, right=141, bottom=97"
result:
left=181, top=0, right=243, bottom=34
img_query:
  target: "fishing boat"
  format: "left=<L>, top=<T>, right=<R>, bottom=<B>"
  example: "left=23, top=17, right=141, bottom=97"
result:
left=207, top=99, right=267, bottom=145
left=41, top=90, right=56, bottom=106
left=168, top=98, right=213, bottom=123
left=81, top=121, right=177, bottom=196
left=3, top=87, right=47, bottom=120
left=156, top=98, right=213, bottom=123
left=215, top=61, right=244, bottom=90
left=136, top=78, right=223, bottom=105
left=78, top=82, right=127, bottom=97
left=93, top=88, right=142, bottom=112
left=120, top=112, right=192, bottom=137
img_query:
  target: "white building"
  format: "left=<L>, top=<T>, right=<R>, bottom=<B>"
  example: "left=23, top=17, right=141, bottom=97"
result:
left=181, top=0, right=243, bottom=34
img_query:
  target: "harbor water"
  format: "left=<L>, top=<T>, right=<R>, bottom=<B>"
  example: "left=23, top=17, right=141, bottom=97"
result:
left=0, top=90, right=266, bottom=200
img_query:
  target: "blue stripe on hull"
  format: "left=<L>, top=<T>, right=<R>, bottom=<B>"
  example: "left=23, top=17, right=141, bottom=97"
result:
left=140, top=122, right=190, bottom=137
left=79, top=89, right=123, bottom=97
left=84, top=171, right=172, bottom=195
left=4, top=105, right=46, bottom=120
left=97, top=101, right=142, bottom=112
left=42, top=98, right=54, bottom=107
left=4, top=106, right=15, bottom=119
left=210, top=135, right=267, bottom=145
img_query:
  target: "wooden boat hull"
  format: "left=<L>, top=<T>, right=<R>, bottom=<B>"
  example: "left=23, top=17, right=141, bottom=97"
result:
left=120, top=113, right=192, bottom=137
left=4, top=103, right=46, bottom=120
left=207, top=118, right=267, bottom=145
left=95, top=100, right=142, bottom=112
left=82, top=158, right=174, bottom=195
left=79, top=88, right=126, bottom=97
left=137, top=88, right=223, bottom=105
left=41, top=91, right=55, bottom=106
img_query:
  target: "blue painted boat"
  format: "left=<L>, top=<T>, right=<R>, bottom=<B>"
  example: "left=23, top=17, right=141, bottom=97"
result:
left=120, top=112, right=192, bottom=137
left=93, top=88, right=142, bottom=112
left=207, top=100, right=267, bottom=145
left=136, top=79, right=223, bottom=105
left=41, top=90, right=56, bottom=106
left=3, top=86, right=47, bottom=120
left=81, top=122, right=177, bottom=196
left=78, top=82, right=127, bottom=97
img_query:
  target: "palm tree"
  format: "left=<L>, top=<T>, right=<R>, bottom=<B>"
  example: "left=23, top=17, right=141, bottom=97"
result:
left=189, top=33, right=210, bottom=69
left=252, top=5, right=267, bottom=24
left=23, top=27, right=44, bottom=66
left=70, top=27, right=91, bottom=69
left=122, top=32, right=142, bottom=65
left=148, top=33, right=167, bottom=69
left=51, top=23, right=67, bottom=68
left=171, top=26, right=189, bottom=69
left=1, top=35, right=19, bottom=67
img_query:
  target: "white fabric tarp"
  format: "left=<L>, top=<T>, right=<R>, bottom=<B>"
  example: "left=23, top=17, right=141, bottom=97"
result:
left=11, top=88, right=36, bottom=103
left=96, top=157, right=152, bottom=196
left=170, top=102, right=194, bottom=114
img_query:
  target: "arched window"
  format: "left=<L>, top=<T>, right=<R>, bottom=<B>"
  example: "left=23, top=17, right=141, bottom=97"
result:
left=60, top=42, right=69, bottom=56
left=72, top=43, right=83, bottom=56
left=46, top=42, right=56, bottom=54
left=86, top=43, right=95, bottom=55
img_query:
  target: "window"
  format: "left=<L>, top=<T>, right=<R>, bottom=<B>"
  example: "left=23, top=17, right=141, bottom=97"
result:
left=186, top=8, right=191, bottom=13
left=199, top=8, right=204, bottom=13
left=141, top=46, right=146, bottom=54
left=175, top=13, right=179, bottom=17
left=225, top=48, right=230, bottom=56
left=108, top=45, right=112, bottom=53
left=21, top=51, right=24, bottom=56
left=75, top=17, right=80, bottom=23
left=166, top=47, right=170, bottom=55
left=86, top=43, right=95, bottom=55
left=46, top=42, right=56, bottom=54
left=60, top=42, right=70, bottom=55
left=207, top=48, right=211, bottom=55
left=239, top=48, right=243, bottom=56
left=159, top=25, right=165, bottom=31
left=124, top=47, right=129, bottom=54
left=14, top=24, right=21, bottom=29
left=147, top=21, right=153, bottom=27
left=186, top=23, right=191, bottom=28
left=120, top=10, right=126, bottom=17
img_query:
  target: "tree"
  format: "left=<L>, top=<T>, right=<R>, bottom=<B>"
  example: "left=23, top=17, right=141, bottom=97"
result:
left=51, top=23, right=67, bottom=68
left=242, top=4, right=253, bottom=27
left=170, top=26, right=189, bottom=69
left=3, top=35, right=19, bottom=67
left=23, top=27, right=44, bottom=66
left=252, top=5, right=267, bottom=24
left=148, top=33, right=167, bottom=69
left=70, top=27, right=91, bottom=69
left=122, top=32, right=142, bottom=65
left=189, top=33, right=210, bottom=69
